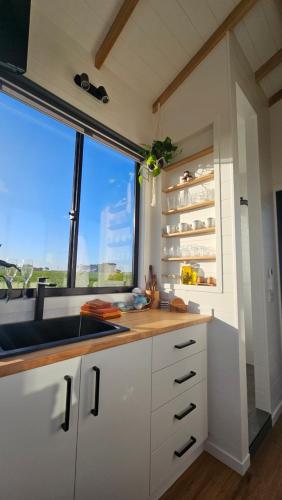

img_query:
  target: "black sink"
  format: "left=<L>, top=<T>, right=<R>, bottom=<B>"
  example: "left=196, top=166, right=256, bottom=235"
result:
left=0, top=315, right=129, bottom=358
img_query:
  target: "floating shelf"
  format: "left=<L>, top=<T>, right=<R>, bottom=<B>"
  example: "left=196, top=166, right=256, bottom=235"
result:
left=163, top=173, right=214, bottom=194
left=162, top=256, right=216, bottom=262
left=162, top=200, right=214, bottom=216
left=163, top=227, right=215, bottom=238
left=163, top=146, right=213, bottom=173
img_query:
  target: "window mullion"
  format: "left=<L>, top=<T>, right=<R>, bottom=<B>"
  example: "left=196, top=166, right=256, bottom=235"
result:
left=67, top=132, right=84, bottom=288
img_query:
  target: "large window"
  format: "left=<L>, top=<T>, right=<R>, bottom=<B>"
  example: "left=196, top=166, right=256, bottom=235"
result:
left=0, top=89, right=139, bottom=292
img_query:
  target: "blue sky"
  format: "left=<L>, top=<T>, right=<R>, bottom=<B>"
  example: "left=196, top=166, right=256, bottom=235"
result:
left=0, top=91, right=135, bottom=270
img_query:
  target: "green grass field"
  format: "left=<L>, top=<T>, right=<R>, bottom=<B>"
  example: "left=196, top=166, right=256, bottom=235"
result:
left=1, top=270, right=133, bottom=289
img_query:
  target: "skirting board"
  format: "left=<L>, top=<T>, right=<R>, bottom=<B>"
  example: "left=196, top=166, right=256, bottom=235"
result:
left=272, top=399, right=282, bottom=426
left=205, top=440, right=250, bottom=475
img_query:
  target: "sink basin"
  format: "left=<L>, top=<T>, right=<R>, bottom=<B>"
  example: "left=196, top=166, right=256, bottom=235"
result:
left=0, top=315, right=129, bottom=358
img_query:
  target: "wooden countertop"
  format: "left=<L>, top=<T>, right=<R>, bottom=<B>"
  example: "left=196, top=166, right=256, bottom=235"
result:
left=0, top=310, right=212, bottom=378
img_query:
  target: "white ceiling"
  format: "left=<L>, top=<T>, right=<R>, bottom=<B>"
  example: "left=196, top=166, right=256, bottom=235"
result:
left=33, top=0, right=282, bottom=104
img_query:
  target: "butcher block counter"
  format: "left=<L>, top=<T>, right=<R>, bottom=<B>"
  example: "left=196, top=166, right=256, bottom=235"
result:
left=0, top=309, right=212, bottom=377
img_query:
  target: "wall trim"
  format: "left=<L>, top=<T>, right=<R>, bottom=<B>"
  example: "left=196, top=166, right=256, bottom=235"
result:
left=205, top=440, right=250, bottom=475
left=272, top=399, right=282, bottom=426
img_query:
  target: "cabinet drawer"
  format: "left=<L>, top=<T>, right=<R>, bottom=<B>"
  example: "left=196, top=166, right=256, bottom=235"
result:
left=150, top=407, right=204, bottom=495
left=152, top=351, right=206, bottom=411
left=152, top=324, right=206, bottom=372
left=151, top=382, right=204, bottom=452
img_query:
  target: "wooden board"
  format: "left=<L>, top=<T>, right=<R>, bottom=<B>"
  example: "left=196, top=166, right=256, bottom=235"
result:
left=0, top=311, right=212, bottom=378
left=255, top=49, right=282, bottom=82
left=95, top=0, right=139, bottom=69
left=163, top=227, right=215, bottom=238
left=163, top=147, right=213, bottom=173
left=162, top=256, right=216, bottom=262
left=269, top=89, right=282, bottom=107
left=162, top=200, right=214, bottom=216
left=163, top=173, right=214, bottom=193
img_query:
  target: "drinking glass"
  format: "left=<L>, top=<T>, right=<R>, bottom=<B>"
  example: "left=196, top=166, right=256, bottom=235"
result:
left=167, top=193, right=175, bottom=211
left=4, top=258, right=18, bottom=288
left=21, top=259, right=33, bottom=298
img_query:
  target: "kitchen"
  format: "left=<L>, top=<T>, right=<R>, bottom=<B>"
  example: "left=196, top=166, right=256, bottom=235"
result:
left=0, top=1, right=282, bottom=499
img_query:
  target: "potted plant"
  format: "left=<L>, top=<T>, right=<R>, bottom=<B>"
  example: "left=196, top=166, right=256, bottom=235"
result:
left=138, top=137, right=179, bottom=184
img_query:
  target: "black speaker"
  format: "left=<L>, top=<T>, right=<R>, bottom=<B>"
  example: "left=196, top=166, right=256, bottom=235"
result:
left=0, top=0, right=31, bottom=74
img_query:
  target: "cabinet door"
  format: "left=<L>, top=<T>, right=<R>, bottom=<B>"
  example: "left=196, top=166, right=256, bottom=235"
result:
left=0, top=357, right=81, bottom=500
left=75, top=339, right=152, bottom=500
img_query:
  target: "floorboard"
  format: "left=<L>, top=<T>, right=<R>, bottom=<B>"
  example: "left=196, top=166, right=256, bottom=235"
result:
left=161, top=415, right=282, bottom=500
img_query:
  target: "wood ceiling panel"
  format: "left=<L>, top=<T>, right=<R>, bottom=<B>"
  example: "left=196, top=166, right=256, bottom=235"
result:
left=207, top=0, right=240, bottom=23
left=177, top=0, right=219, bottom=41
left=233, top=20, right=261, bottom=70
left=148, top=0, right=202, bottom=58
left=115, top=15, right=182, bottom=83
left=130, top=0, right=189, bottom=71
left=243, top=2, right=279, bottom=62
left=258, top=0, right=282, bottom=48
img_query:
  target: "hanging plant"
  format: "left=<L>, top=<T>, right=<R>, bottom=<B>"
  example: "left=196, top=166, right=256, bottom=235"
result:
left=138, top=137, right=179, bottom=184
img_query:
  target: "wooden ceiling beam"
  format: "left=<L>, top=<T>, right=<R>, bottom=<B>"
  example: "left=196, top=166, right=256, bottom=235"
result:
left=95, top=0, right=139, bottom=69
left=255, top=49, right=282, bottom=82
left=152, top=0, right=258, bottom=113
left=269, top=88, right=282, bottom=107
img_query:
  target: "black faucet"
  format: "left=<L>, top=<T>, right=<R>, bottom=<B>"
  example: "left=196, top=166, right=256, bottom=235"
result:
left=34, top=277, right=57, bottom=321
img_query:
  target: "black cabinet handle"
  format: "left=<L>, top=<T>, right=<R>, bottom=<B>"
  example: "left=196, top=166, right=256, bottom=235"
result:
left=91, top=366, right=100, bottom=416
left=175, top=436, right=197, bottom=457
left=175, top=370, right=196, bottom=384
left=174, top=403, right=197, bottom=420
left=61, top=375, right=72, bottom=432
left=174, top=339, right=196, bottom=350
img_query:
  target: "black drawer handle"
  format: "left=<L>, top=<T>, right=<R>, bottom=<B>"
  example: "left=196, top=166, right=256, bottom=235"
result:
left=91, top=366, right=100, bottom=416
left=61, top=375, right=72, bottom=432
left=174, top=339, right=196, bottom=350
left=175, top=370, right=196, bottom=384
left=175, top=436, right=197, bottom=457
left=174, top=403, right=196, bottom=420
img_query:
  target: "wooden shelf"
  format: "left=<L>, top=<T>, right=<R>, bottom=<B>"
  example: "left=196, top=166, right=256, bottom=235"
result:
left=163, top=227, right=215, bottom=238
left=164, top=146, right=213, bottom=172
left=162, top=256, right=216, bottom=262
left=163, top=173, right=214, bottom=194
left=162, top=200, right=214, bottom=216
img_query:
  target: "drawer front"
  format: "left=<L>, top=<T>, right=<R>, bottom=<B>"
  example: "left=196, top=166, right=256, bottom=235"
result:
left=152, top=351, right=206, bottom=411
left=152, top=324, right=206, bottom=372
left=150, top=407, right=204, bottom=495
left=151, top=382, right=204, bottom=452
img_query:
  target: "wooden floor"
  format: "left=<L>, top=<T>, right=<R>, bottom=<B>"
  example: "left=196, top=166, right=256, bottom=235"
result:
left=161, top=415, right=282, bottom=500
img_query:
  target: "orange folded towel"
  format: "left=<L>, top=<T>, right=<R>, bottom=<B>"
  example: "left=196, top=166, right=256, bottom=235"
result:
left=86, top=299, right=112, bottom=309
left=80, top=304, right=121, bottom=320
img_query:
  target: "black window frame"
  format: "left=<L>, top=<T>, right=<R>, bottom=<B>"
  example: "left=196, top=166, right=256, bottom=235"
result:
left=0, top=69, right=142, bottom=298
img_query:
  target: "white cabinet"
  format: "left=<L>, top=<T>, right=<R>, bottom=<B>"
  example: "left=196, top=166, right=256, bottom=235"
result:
left=75, top=339, right=152, bottom=500
left=150, top=326, right=207, bottom=499
left=0, top=357, right=81, bottom=500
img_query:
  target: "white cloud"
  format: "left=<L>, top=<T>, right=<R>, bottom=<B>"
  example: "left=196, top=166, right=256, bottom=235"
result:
left=109, top=178, right=116, bottom=184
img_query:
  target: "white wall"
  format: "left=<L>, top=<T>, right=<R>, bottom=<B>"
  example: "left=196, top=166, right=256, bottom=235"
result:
left=147, top=37, right=250, bottom=472
left=229, top=33, right=282, bottom=417
left=26, top=2, right=153, bottom=145
left=270, top=101, right=282, bottom=188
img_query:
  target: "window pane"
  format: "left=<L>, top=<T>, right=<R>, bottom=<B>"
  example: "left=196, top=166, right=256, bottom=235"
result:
left=0, top=92, right=75, bottom=288
left=76, top=136, right=136, bottom=287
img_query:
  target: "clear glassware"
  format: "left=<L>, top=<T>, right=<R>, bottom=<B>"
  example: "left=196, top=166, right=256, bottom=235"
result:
left=21, top=259, right=33, bottom=298
left=4, top=259, right=18, bottom=287
left=178, top=189, right=186, bottom=207
left=169, top=245, right=175, bottom=257
left=163, top=246, right=169, bottom=257
left=167, top=193, right=175, bottom=211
